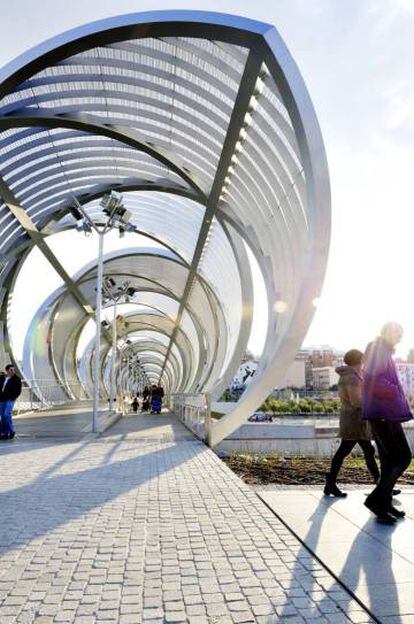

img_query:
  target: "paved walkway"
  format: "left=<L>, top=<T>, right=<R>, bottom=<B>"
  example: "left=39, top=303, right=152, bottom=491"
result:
left=0, top=413, right=371, bottom=624
left=13, top=404, right=112, bottom=439
left=259, top=486, right=414, bottom=624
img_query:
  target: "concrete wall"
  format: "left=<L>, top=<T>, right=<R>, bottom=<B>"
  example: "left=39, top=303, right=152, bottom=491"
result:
left=216, top=422, right=414, bottom=457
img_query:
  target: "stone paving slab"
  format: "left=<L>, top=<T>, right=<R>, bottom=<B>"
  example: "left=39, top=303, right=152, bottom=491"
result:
left=259, top=486, right=414, bottom=623
left=0, top=414, right=373, bottom=623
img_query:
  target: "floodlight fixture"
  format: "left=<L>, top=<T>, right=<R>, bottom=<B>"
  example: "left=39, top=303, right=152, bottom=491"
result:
left=100, top=190, right=123, bottom=214
left=75, top=219, right=92, bottom=235
left=105, top=277, right=116, bottom=289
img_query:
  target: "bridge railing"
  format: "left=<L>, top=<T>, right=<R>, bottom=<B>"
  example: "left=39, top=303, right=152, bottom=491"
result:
left=14, top=381, right=85, bottom=413
left=170, top=393, right=211, bottom=442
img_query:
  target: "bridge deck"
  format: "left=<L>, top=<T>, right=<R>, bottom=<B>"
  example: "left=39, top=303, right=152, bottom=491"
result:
left=0, top=411, right=374, bottom=623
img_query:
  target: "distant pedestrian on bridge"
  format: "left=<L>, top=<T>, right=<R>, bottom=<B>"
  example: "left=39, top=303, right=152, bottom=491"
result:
left=142, top=386, right=150, bottom=412
left=363, top=322, right=413, bottom=524
left=324, top=349, right=379, bottom=498
left=0, top=364, right=22, bottom=440
left=150, top=384, right=164, bottom=414
left=131, top=395, right=139, bottom=413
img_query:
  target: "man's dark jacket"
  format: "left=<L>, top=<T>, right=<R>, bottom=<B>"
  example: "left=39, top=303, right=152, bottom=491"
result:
left=0, top=375, right=22, bottom=401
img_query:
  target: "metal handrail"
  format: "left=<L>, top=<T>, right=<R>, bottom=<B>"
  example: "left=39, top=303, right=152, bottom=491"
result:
left=13, top=381, right=85, bottom=414
left=170, top=392, right=211, bottom=443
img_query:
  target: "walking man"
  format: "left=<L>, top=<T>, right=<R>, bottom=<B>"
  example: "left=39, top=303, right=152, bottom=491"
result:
left=0, top=364, right=22, bottom=440
left=363, top=322, right=413, bottom=524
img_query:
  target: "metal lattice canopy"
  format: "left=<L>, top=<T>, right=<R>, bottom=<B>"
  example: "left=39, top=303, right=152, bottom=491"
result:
left=0, top=11, right=330, bottom=446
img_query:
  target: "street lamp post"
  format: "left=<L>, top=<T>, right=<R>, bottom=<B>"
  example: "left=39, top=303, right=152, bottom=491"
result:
left=102, top=279, right=134, bottom=414
left=110, top=298, right=117, bottom=411
left=93, top=230, right=104, bottom=433
left=74, top=191, right=135, bottom=433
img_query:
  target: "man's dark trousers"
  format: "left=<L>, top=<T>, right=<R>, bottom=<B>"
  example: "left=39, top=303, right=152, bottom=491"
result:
left=366, top=420, right=412, bottom=512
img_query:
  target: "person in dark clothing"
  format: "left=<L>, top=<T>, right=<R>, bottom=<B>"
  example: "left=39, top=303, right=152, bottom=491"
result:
left=131, top=396, right=139, bottom=413
left=0, top=364, right=22, bottom=440
left=324, top=349, right=379, bottom=498
left=151, top=385, right=164, bottom=399
left=150, top=384, right=164, bottom=414
left=142, top=386, right=150, bottom=412
left=363, top=322, right=413, bottom=524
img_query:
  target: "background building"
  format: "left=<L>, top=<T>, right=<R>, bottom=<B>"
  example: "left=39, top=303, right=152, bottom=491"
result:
left=395, top=361, right=414, bottom=395
left=312, top=366, right=339, bottom=391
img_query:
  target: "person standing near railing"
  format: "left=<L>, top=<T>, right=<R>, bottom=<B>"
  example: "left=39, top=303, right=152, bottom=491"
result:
left=0, top=364, right=22, bottom=440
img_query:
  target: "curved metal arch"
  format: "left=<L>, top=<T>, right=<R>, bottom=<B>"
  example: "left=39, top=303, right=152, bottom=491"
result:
left=5, top=88, right=227, bottom=141
left=116, top=328, right=184, bottom=389
left=0, top=112, right=207, bottom=199
left=29, top=51, right=240, bottom=103
left=3, top=91, right=228, bottom=150
left=117, top=352, right=176, bottom=391
left=114, top=339, right=180, bottom=386
left=102, top=338, right=181, bottom=388
left=23, top=251, right=204, bottom=393
left=5, top=153, right=186, bottom=195
left=0, top=11, right=268, bottom=99
left=115, top=330, right=180, bottom=385
left=83, top=251, right=224, bottom=374
left=121, top=314, right=194, bottom=391
left=49, top=181, right=201, bottom=226
left=94, top=293, right=196, bottom=391
left=87, top=248, right=234, bottom=390
left=102, top=301, right=186, bottom=385
left=0, top=11, right=331, bottom=447
left=15, top=240, right=217, bottom=395
left=105, top=298, right=198, bottom=386
left=55, top=267, right=201, bottom=393
left=6, top=189, right=257, bottom=407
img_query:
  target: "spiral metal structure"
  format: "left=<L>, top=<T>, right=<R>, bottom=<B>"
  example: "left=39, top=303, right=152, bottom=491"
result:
left=0, top=11, right=330, bottom=445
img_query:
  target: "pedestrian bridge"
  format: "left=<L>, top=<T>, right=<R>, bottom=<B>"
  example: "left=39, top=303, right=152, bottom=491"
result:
left=0, top=10, right=330, bottom=446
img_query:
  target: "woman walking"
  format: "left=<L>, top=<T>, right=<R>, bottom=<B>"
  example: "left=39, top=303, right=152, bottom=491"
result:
left=324, top=349, right=379, bottom=498
left=363, top=322, right=412, bottom=524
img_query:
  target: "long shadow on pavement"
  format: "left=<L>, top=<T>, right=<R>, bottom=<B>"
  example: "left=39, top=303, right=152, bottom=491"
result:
left=0, top=438, right=205, bottom=558
left=337, top=519, right=400, bottom=623
left=277, top=496, right=382, bottom=623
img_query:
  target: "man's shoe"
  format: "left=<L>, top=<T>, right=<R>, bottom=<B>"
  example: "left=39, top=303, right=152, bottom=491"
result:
left=8, top=432, right=15, bottom=440
left=376, top=512, right=397, bottom=525
left=389, top=505, right=405, bottom=519
left=365, top=497, right=388, bottom=517
left=0, top=434, right=7, bottom=440
left=392, top=489, right=401, bottom=496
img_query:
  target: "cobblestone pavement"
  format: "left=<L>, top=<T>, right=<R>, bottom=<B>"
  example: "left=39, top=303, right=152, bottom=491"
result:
left=0, top=415, right=374, bottom=624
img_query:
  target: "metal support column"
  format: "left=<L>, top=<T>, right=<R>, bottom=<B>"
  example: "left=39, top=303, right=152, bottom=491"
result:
left=110, top=299, right=117, bottom=413
left=92, top=231, right=104, bottom=433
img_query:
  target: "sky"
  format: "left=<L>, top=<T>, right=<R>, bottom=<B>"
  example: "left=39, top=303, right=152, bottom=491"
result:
left=3, top=0, right=414, bottom=360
